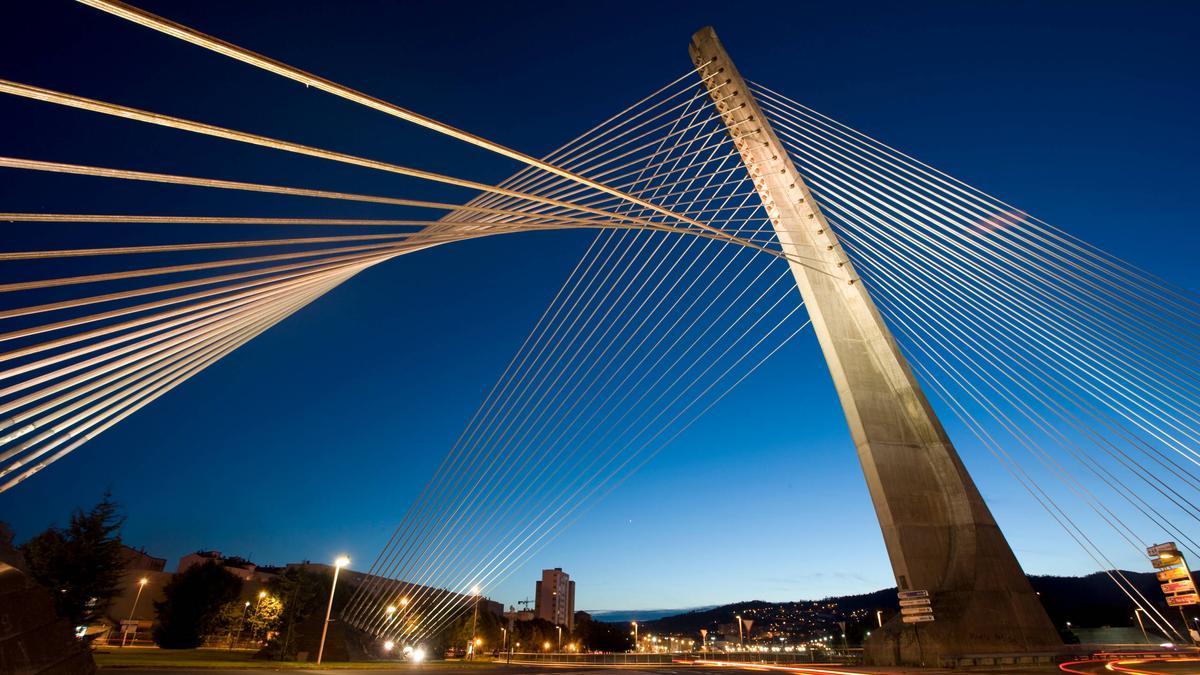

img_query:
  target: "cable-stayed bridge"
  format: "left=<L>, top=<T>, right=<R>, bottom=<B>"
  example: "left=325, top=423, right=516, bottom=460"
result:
left=1, top=1, right=1198, bottom=667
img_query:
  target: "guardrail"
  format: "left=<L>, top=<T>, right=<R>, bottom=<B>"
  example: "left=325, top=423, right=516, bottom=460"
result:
left=506, top=650, right=863, bottom=666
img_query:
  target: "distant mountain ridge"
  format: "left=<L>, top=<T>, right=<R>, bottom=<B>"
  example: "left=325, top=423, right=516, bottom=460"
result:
left=591, top=571, right=1180, bottom=638
left=586, top=606, right=718, bottom=623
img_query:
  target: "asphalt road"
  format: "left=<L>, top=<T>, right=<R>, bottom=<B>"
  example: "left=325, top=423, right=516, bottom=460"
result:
left=96, top=661, right=1200, bottom=675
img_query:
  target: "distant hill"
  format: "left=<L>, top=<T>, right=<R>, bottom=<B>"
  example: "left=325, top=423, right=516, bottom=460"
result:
left=587, top=607, right=718, bottom=623
left=598, top=571, right=1182, bottom=641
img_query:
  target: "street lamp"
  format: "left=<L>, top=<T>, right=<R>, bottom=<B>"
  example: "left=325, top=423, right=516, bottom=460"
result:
left=876, top=609, right=883, bottom=628
left=121, top=577, right=149, bottom=647
left=317, top=555, right=350, bottom=665
left=469, top=585, right=481, bottom=658
left=735, top=615, right=744, bottom=648
left=632, top=621, right=638, bottom=651
left=1134, top=608, right=1150, bottom=644
left=557, top=625, right=563, bottom=651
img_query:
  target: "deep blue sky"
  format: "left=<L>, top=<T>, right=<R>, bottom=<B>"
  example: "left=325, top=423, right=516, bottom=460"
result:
left=0, top=1, right=1196, bottom=612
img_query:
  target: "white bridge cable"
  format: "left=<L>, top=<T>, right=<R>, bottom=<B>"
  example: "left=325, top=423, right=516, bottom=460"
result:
left=741, top=90, right=1198, bottom=631
left=0, top=271, right=352, bottom=490
left=768, top=123, right=1200, bottom=485
left=343, top=93, right=725, bottom=620
left=372, top=148, right=782, bottom=636
left=845, top=241, right=1186, bottom=639
left=754, top=93, right=1200, bottom=474
left=348, top=103, right=734, bottom=624
left=751, top=82, right=1200, bottom=326
left=346, top=81, right=809, bottom=639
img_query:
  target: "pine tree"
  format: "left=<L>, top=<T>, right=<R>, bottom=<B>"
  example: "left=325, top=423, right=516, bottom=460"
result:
left=21, top=491, right=126, bottom=630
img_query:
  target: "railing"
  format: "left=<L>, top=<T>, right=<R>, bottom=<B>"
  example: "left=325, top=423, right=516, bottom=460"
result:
left=507, top=649, right=863, bottom=666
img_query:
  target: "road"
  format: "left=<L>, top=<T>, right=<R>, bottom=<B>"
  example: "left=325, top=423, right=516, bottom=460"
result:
left=97, top=660, right=1200, bottom=675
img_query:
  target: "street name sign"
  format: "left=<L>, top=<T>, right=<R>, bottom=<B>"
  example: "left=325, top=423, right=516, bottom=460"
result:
left=1153, top=556, right=1182, bottom=568
left=1148, top=543, right=1179, bottom=556
left=899, top=598, right=931, bottom=607
left=1159, top=567, right=1190, bottom=582
left=1167, top=593, right=1199, bottom=607
left=897, top=590, right=929, bottom=600
left=902, top=614, right=935, bottom=623
left=1162, top=580, right=1195, bottom=594
left=901, top=606, right=934, bottom=615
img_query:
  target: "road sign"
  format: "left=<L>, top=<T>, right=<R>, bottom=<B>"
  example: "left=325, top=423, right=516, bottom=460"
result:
left=899, top=598, right=931, bottom=607
left=902, top=614, right=935, bottom=623
left=1148, top=542, right=1179, bottom=556
left=897, top=590, right=929, bottom=600
left=1159, top=567, right=1190, bottom=582
left=1162, top=580, right=1195, bottom=594
left=901, top=606, right=933, bottom=615
left=1152, top=556, right=1182, bottom=568
left=1167, top=593, right=1199, bottom=607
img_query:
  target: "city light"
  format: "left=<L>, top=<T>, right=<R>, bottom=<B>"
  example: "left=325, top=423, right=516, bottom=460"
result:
left=386, top=605, right=397, bottom=614
left=138, top=577, right=148, bottom=586
left=411, top=647, right=427, bottom=663
left=383, top=640, right=395, bottom=652
left=335, top=555, right=351, bottom=568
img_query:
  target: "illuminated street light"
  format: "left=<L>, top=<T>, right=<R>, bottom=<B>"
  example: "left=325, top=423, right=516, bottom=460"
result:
left=1134, top=608, right=1150, bottom=644
left=735, top=615, right=744, bottom=648
left=632, top=621, right=638, bottom=650
left=121, top=577, right=150, bottom=647
left=468, top=584, right=481, bottom=658
left=317, top=555, right=350, bottom=665
left=384, top=640, right=395, bottom=653
left=543, top=641, right=551, bottom=651
left=557, top=625, right=563, bottom=651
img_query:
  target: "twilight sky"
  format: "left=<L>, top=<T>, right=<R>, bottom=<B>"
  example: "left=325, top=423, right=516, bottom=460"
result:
left=1, top=0, right=1197, bottom=612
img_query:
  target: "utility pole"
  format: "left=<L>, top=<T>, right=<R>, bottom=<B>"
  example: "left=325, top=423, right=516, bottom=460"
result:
left=689, top=26, right=1059, bottom=666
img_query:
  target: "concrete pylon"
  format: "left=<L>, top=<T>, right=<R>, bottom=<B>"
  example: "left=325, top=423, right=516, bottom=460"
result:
left=688, top=28, right=1061, bottom=666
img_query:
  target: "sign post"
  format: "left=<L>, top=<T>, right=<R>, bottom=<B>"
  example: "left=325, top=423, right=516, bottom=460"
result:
left=1148, top=542, right=1199, bottom=643
left=898, top=590, right=935, bottom=624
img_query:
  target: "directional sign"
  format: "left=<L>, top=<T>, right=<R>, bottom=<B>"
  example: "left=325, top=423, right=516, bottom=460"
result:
left=1167, top=593, right=1199, bottom=607
left=1162, top=580, right=1195, bottom=594
left=899, top=598, right=931, bottom=607
left=902, top=614, right=936, bottom=623
left=1153, top=556, right=1182, bottom=569
left=1159, top=567, right=1190, bottom=582
left=1148, top=542, right=1179, bottom=556
left=897, top=590, right=929, bottom=600
left=901, top=606, right=933, bottom=615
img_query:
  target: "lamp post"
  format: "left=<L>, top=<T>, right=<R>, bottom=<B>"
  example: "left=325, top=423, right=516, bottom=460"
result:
left=317, top=555, right=350, bottom=665
left=121, top=577, right=149, bottom=647
left=1134, top=608, right=1150, bottom=644
left=876, top=609, right=883, bottom=628
left=736, top=615, right=744, bottom=649
left=632, top=621, right=638, bottom=651
left=557, top=625, right=563, bottom=651
left=469, top=585, right=481, bottom=658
